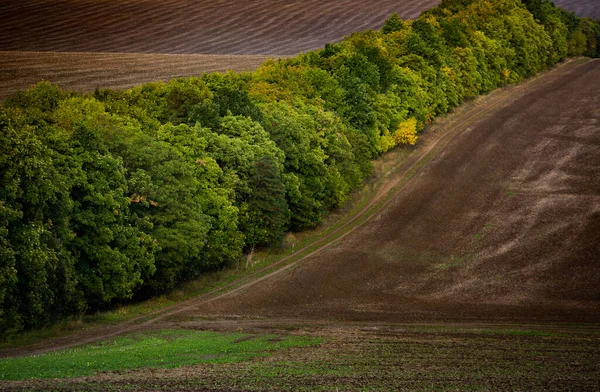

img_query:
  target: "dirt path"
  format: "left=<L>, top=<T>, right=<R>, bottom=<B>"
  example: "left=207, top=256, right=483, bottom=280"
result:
left=184, top=57, right=600, bottom=326
left=3, top=58, right=595, bottom=359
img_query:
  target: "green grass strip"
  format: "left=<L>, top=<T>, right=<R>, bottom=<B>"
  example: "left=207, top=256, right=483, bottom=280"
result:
left=0, top=329, right=321, bottom=380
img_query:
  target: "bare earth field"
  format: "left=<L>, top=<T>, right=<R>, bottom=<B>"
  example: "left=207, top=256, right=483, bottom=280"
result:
left=1, top=59, right=599, bottom=391
left=187, top=59, right=600, bottom=325
left=1, top=1, right=600, bottom=389
left=0, top=0, right=440, bottom=55
left=0, top=51, right=271, bottom=101
left=0, top=0, right=439, bottom=100
left=553, top=0, right=600, bottom=19
left=1, top=0, right=598, bottom=100
left=0, top=1, right=598, bottom=56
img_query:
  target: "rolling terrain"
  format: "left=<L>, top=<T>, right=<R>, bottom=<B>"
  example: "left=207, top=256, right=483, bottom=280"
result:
left=1, top=0, right=600, bottom=389
left=0, top=0, right=440, bottom=100
left=2, top=0, right=598, bottom=100
left=182, top=58, right=600, bottom=325
left=0, top=1, right=598, bottom=55
left=0, top=0, right=440, bottom=55
left=554, top=0, right=600, bottom=19
left=0, top=51, right=271, bottom=101
left=2, top=57, right=599, bottom=392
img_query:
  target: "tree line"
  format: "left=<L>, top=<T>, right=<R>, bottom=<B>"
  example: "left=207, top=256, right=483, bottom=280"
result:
left=1, top=0, right=598, bottom=337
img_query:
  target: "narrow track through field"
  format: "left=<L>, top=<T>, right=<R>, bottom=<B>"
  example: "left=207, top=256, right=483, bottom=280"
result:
left=3, top=58, right=596, bottom=359
left=185, top=58, right=600, bottom=325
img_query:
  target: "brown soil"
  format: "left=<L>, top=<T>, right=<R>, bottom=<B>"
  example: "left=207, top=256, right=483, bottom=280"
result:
left=0, top=51, right=272, bottom=101
left=2, top=1, right=597, bottom=102
left=3, top=324, right=600, bottom=391
left=553, top=0, right=600, bottom=19
left=0, top=0, right=439, bottom=56
left=2, top=58, right=598, bottom=362
left=0, top=1, right=597, bottom=58
left=181, top=58, right=600, bottom=325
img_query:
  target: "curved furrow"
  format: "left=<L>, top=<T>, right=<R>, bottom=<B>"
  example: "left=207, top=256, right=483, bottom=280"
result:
left=554, top=0, right=600, bottom=19
left=196, top=6, right=307, bottom=55
left=0, top=51, right=271, bottom=100
left=0, top=0, right=445, bottom=54
left=1, top=0, right=596, bottom=55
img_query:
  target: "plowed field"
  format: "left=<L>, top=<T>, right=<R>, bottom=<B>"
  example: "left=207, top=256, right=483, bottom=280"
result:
left=0, top=51, right=270, bottom=101
left=0, top=0, right=439, bottom=99
left=0, top=0, right=440, bottom=55
left=2, top=0, right=598, bottom=100
left=1, top=1, right=599, bottom=389
left=2, top=59, right=599, bottom=391
left=3, top=57, right=598, bottom=357
left=554, top=0, right=600, bottom=19
left=0, top=1, right=598, bottom=55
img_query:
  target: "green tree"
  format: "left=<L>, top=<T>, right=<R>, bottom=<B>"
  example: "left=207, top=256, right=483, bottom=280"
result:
left=382, top=12, right=405, bottom=34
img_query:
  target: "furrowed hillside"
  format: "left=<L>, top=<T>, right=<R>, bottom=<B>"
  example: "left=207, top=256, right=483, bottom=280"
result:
left=0, top=0, right=598, bottom=55
left=0, top=0, right=439, bottom=55
left=0, top=52, right=273, bottom=102
left=1, top=0, right=599, bottom=338
left=0, top=0, right=438, bottom=100
left=1, top=0, right=598, bottom=100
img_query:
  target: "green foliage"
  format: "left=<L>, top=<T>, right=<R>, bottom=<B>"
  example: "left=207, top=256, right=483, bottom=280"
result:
left=1, top=0, right=596, bottom=338
left=258, top=101, right=365, bottom=230
left=196, top=115, right=289, bottom=247
left=0, top=330, right=321, bottom=380
left=0, top=91, right=157, bottom=335
left=382, top=12, right=406, bottom=34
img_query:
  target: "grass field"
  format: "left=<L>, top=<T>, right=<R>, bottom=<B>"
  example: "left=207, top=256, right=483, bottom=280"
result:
left=0, top=330, right=320, bottom=380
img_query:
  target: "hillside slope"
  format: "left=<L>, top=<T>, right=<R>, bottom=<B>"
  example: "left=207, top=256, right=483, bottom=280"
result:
left=0, top=0, right=438, bottom=55
left=187, top=59, right=600, bottom=324
left=1, top=1, right=597, bottom=56
left=553, top=0, right=600, bottom=19
left=0, top=51, right=271, bottom=101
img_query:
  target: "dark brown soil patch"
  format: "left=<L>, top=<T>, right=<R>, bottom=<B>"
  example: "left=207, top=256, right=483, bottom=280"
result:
left=233, top=335, right=259, bottom=344
left=0, top=0, right=439, bottom=55
left=1, top=1, right=597, bottom=57
left=553, top=0, right=600, bottom=19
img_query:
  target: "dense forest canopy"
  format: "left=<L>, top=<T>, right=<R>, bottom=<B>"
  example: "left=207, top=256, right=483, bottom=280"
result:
left=1, top=0, right=599, bottom=338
